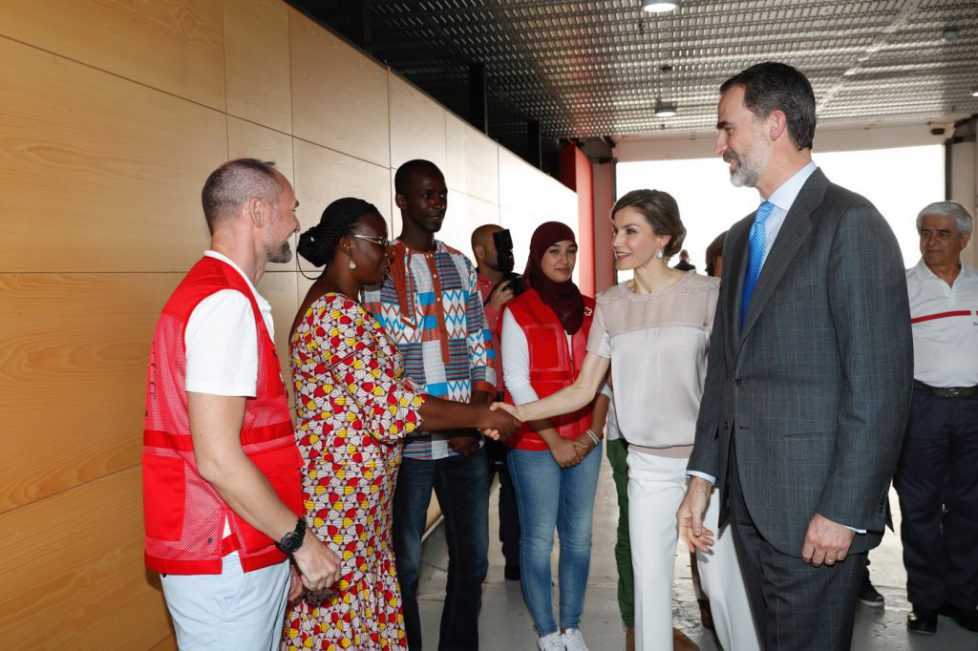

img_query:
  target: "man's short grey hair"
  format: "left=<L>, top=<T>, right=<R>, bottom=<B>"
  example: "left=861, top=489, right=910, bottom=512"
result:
left=201, top=159, right=282, bottom=232
left=916, top=201, right=974, bottom=235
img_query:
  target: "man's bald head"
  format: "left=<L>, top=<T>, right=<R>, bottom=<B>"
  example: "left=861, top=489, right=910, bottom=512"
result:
left=471, top=223, right=502, bottom=253
left=201, top=158, right=284, bottom=233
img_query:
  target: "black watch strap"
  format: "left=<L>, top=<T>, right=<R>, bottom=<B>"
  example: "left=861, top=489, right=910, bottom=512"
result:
left=275, top=517, right=306, bottom=554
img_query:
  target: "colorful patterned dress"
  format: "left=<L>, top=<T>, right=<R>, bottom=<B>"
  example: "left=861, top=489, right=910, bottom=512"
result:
left=283, top=293, right=425, bottom=651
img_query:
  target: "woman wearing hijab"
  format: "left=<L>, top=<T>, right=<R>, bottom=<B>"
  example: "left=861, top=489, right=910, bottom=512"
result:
left=500, top=221, right=608, bottom=651
left=282, top=198, right=517, bottom=650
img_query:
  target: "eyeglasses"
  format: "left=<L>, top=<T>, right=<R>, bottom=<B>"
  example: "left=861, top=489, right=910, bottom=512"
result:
left=350, top=234, right=389, bottom=249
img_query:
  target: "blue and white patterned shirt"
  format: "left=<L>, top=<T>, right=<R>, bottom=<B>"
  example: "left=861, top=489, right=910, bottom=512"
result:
left=363, top=240, right=495, bottom=460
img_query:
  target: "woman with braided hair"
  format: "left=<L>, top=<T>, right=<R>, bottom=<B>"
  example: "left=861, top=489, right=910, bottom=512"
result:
left=281, top=198, right=518, bottom=650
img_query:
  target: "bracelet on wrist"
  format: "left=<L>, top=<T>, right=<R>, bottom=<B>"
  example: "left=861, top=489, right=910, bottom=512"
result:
left=585, top=429, right=601, bottom=446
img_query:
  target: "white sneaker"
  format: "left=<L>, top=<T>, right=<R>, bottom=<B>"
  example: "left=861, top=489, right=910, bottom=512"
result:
left=537, top=631, right=562, bottom=651
left=561, top=628, right=589, bottom=651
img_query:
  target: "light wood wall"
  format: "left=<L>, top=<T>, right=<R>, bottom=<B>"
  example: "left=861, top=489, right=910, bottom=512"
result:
left=0, top=1, right=576, bottom=648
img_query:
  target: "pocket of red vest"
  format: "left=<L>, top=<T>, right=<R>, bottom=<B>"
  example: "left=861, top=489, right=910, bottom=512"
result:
left=236, top=442, right=304, bottom=550
left=142, top=454, right=186, bottom=541
left=525, top=324, right=565, bottom=372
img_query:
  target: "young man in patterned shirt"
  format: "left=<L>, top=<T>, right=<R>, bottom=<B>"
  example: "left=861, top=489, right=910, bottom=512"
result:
left=363, top=159, right=496, bottom=650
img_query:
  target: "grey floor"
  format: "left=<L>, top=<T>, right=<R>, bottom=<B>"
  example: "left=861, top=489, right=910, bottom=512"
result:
left=416, top=453, right=977, bottom=650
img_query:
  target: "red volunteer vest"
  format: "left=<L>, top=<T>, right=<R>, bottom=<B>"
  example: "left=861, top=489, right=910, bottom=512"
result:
left=504, top=288, right=595, bottom=451
left=142, top=256, right=303, bottom=574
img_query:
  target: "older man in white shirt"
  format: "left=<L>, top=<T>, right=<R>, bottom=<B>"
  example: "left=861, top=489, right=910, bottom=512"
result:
left=896, top=200, right=978, bottom=636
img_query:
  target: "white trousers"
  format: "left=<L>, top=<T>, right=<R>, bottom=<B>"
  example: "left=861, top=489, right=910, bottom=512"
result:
left=627, top=451, right=759, bottom=651
left=160, top=554, right=290, bottom=650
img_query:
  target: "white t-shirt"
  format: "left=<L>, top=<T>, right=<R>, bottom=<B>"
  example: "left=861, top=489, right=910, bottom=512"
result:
left=184, top=251, right=275, bottom=542
left=184, top=251, right=274, bottom=397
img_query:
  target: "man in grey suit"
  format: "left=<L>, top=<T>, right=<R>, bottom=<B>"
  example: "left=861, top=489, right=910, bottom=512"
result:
left=677, top=62, right=913, bottom=650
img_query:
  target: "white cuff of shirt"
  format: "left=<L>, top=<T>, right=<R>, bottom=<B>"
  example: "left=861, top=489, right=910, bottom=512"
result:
left=686, top=471, right=716, bottom=484
left=683, top=472, right=866, bottom=533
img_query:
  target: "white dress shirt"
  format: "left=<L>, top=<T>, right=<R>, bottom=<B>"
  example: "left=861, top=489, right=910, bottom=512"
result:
left=757, top=161, right=817, bottom=270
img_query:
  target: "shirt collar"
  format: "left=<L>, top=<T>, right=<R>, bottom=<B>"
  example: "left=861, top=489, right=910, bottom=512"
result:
left=911, top=258, right=936, bottom=281
left=767, top=161, right=817, bottom=213
left=912, top=258, right=978, bottom=282
left=203, top=250, right=267, bottom=307
left=476, top=270, right=497, bottom=287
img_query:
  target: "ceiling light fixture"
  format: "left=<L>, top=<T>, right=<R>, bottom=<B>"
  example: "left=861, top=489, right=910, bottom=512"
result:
left=972, top=86, right=978, bottom=98
left=642, top=0, right=681, bottom=13
left=654, top=100, right=678, bottom=117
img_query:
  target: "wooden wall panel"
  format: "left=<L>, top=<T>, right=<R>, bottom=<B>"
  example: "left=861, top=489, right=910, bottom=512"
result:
left=0, top=38, right=226, bottom=273
left=0, top=273, right=179, bottom=513
left=293, top=140, right=393, bottom=234
left=389, top=74, right=447, bottom=172
left=149, top=635, right=179, bottom=651
left=389, top=170, right=402, bottom=238
left=499, top=148, right=577, bottom=219
left=498, top=148, right=537, bottom=213
left=290, top=11, right=390, bottom=168
left=436, top=192, right=485, bottom=256
left=224, top=0, right=292, bottom=133
left=227, top=117, right=297, bottom=273
left=0, top=0, right=225, bottom=110
left=445, top=114, right=500, bottom=204
left=255, top=270, right=300, bottom=388
left=0, top=468, right=173, bottom=650
left=469, top=194, right=502, bottom=228
left=0, top=2, right=578, bottom=647
left=499, top=148, right=577, bottom=277
left=228, top=117, right=295, bottom=181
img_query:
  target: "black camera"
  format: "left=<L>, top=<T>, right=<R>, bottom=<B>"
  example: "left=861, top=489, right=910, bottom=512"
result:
left=492, top=228, right=525, bottom=296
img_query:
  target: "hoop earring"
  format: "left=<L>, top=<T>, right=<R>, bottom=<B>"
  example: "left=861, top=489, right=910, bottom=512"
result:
left=349, top=258, right=357, bottom=270
left=655, top=247, right=663, bottom=259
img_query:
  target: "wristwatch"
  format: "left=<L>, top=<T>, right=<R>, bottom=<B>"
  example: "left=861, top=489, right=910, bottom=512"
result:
left=276, top=517, right=306, bottom=554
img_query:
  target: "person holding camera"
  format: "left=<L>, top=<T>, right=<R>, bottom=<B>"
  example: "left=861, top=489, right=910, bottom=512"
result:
left=472, top=224, right=523, bottom=581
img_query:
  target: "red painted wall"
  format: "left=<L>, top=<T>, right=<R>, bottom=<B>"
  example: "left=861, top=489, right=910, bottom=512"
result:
left=559, top=143, right=595, bottom=297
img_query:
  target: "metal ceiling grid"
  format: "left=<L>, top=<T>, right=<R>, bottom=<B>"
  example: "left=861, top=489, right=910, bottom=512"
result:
left=363, top=0, right=978, bottom=140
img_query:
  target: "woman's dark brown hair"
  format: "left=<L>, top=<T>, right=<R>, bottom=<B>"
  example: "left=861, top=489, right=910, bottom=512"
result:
left=611, top=189, right=686, bottom=258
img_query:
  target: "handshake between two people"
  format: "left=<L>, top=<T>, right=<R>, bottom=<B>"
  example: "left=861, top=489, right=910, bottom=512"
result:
left=489, top=401, right=598, bottom=468
left=444, top=400, right=522, bottom=458
left=476, top=401, right=521, bottom=441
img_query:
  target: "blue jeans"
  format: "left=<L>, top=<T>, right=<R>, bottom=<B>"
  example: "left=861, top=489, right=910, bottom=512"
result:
left=508, top=442, right=602, bottom=635
left=393, top=448, right=490, bottom=650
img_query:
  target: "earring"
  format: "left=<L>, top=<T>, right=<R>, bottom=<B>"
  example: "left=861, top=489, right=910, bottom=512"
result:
left=655, top=247, right=663, bottom=259
left=349, top=258, right=357, bottom=270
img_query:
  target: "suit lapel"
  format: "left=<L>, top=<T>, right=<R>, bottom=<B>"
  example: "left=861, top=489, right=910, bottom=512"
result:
left=723, top=218, right=751, bottom=362
left=739, top=169, right=828, bottom=344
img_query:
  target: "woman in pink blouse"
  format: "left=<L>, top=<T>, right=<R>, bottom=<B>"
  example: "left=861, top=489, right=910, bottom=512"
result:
left=495, top=190, right=758, bottom=651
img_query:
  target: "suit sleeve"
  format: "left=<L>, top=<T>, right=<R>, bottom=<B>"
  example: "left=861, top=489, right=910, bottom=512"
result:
left=688, top=281, right=726, bottom=479
left=817, top=201, right=913, bottom=529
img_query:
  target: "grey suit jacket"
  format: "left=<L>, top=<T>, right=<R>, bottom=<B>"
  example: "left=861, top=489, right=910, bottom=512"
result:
left=688, top=168, right=913, bottom=557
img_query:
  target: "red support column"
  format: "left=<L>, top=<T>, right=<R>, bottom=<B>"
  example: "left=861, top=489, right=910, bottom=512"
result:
left=559, top=143, right=595, bottom=297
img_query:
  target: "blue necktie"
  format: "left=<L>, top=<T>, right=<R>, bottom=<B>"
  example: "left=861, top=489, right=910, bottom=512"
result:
left=740, top=200, right=774, bottom=328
